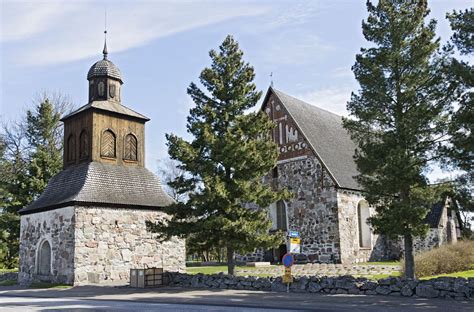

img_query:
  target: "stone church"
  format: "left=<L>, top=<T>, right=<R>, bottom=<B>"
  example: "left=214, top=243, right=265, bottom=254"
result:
left=18, top=43, right=185, bottom=285
left=240, top=87, right=461, bottom=264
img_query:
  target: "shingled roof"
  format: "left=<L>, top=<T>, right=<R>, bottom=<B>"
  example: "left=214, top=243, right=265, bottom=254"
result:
left=61, top=101, right=150, bottom=122
left=19, top=162, right=174, bottom=215
left=267, top=88, right=361, bottom=190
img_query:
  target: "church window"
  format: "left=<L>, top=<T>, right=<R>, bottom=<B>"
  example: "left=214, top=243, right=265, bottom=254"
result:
left=98, top=81, right=105, bottom=96
left=358, top=200, right=371, bottom=248
left=37, top=240, right=51, bottom=276
left=101, top=129, right=116, bottom=158
left=123, top=133, right=138, bottom=161
left=79, top=130, right=89, bottom=159
left=276, top=200, right=287, bottom=230
left=67, top=134, right=75, bottom=162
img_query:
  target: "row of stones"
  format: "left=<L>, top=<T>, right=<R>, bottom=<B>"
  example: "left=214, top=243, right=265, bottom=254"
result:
left=0, top=272, right=18, bottom=282
left=238, top=263, right=399, bottom=277
left=167, top=272, right=473, bottom=301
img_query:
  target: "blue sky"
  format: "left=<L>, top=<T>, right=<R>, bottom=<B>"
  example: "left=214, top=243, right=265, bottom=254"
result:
left=0, top=0, right=471, bottom=180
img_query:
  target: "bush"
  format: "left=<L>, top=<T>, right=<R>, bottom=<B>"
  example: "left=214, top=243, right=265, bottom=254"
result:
left=402, top=240, right=474, bottom=278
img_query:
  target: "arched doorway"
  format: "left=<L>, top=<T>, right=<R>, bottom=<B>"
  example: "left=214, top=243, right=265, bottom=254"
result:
left=37, top=240, right=51, bottom=276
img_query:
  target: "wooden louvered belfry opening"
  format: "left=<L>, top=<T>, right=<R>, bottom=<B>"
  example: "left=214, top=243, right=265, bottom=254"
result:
left=79, top=130, right=89, bottom=159
left=124, top=133, right=138, bottom=161
left=67, top=134, right=76, bottom=162
left=101, top=129, right=116, bottom=158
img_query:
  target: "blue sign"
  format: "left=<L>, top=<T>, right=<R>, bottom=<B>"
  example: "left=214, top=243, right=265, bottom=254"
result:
left=288, top=231, right=299, bottom=238
left=282, top=253, right=294, bottom=268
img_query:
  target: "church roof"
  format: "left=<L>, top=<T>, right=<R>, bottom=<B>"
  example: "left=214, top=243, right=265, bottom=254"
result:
left=87, top=58, right=123, bottom=82
left=19, top=162, right=174, bottom=215
left=267, top=88, right=361, bottom=190
left=61, top=101, right=150, bottom=122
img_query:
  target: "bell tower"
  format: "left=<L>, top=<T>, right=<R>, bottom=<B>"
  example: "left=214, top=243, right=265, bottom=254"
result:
left=60, top=34, right=149, bottom=169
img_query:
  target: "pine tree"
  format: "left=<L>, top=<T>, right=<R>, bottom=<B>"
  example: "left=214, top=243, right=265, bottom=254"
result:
left=445, top=9, right=473, bottom=172
left=147, top=35, right=289, bottom=275
left=343, top=0, right=456, bottom=279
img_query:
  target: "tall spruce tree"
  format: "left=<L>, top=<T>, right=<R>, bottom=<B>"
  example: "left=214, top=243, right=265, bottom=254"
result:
left=0, top=96, right=67, bottom=268
left=343, top=0, right=455, bottom=278
left=147, top=35, right=289, bottom=275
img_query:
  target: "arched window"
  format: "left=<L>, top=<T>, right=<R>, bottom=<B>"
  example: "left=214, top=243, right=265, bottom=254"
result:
left=358, top=200, right=371, bottom=248
left=79, top=130, right=89, bottom=159
left=37, top=240, right=51, bottom=275
left=123, top=133, right=138, bottom=161
left=67, top=134, right=75, bottom=162
left=276, top=200, right=287, bottom=230
left=101, top=129, right=116, bottom=158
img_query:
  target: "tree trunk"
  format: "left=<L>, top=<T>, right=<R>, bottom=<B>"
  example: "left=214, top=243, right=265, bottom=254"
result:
left=226, top=245, right=235, bottom=276
left=404, top=233, right=415, bottom=279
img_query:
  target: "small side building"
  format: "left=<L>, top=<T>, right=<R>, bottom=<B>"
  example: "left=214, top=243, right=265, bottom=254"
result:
left=18, top=44, right=185, bottom=285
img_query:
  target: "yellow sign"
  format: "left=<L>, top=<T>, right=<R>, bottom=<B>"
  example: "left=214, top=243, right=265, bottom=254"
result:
left=282, top=273, right=293, bottom=283
left=290, top=238, right=300, bottom=244
left=282, top=267, right=293, bottom=283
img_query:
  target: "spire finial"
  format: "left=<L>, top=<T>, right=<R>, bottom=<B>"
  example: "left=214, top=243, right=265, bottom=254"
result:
left=270, top=72, right=274, bottom=88
left=102, top=10, right=108, bottom=60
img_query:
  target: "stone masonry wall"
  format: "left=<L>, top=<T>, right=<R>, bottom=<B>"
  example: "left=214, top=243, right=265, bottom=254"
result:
left=74, top=207, right=185, bottom=285
left=167, top=272, right=473, bottom=301
left=18, top=207, right=76, bottom=285
left=336, top=191, right=386, bottom=263
left=275, top=155, right=341, bottom=263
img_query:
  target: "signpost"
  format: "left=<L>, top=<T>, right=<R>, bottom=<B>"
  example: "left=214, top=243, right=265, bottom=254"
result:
left=282, top=253, right=294, bottom=292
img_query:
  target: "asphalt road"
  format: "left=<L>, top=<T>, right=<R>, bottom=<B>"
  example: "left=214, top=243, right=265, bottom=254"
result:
left=0, top=285, right=472, bottom=312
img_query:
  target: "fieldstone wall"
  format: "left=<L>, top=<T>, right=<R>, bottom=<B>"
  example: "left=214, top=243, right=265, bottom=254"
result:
left=0, top=272, right=18, bottom=282
left=74, top=207, right=185, bottom=285
left=275, top=155, right=341, bottom=263
left=167, top=272, right=473, bottom=300
left=18, top=207, right=76, bottom=285
left=336, top=191, right=389, bottom=263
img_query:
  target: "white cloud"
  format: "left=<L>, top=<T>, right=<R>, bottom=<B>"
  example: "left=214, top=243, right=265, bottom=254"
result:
left=259, top=30, right=334, bottom=66
left=297, top=86, right=354, bottom=116
left=331, top=66, right=353, bottom=79
left=1, top=0, right=271, bottom=66
left=0, top=1, right=81, bottom=42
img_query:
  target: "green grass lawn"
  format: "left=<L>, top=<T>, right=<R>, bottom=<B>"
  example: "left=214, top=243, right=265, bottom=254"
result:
left=358, top=261, right=400, bottom=266
left=0, top=268, right=18, bottom=273
left=420, top=270, right=474, bottom=280
left=186, top=265, right=266, bottom=275
left=0, top=280, right=17, bottom=286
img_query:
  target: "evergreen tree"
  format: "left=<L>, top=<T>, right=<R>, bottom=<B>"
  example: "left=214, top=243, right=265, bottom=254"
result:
left=147, top=35, right=289, bottom=275
left=343, top=0, right=455, bottom=278
left=24, top=99, right=63, bottom=200
left=445, top=9, right=473, bottom=172
left=0, top=96, right=68, bottom=268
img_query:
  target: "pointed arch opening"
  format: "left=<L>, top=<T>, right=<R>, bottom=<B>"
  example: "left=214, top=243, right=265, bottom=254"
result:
left=101, top=129, right=116, bottom=158
left=357, top=200, right=371, bottom=248
left=123, top=133, right=138, bottom=161
left=67, top=134, right=76, bottom=162
left=276, top=200, right=288, bottom=231
left=79, top=130, right=89, bottom=159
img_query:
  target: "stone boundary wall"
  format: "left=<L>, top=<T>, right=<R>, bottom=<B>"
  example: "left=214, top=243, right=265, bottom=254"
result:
left=166, top=272, right=473, bottom=301
left=0, top=272, right=18, bottom=282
